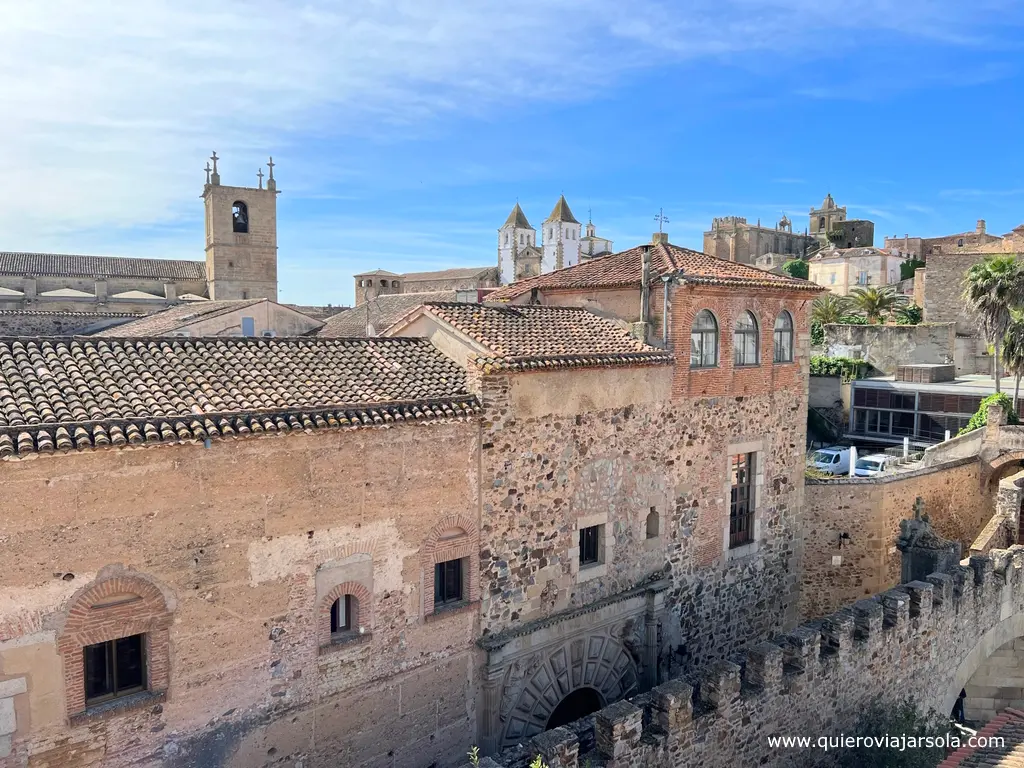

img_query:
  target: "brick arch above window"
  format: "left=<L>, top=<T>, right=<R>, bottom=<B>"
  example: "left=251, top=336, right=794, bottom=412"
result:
left=421, top=514, right=480, bottom=617
left=56, top=567, right=174, bottom=721
left=318, top=581, right=373, bottom=648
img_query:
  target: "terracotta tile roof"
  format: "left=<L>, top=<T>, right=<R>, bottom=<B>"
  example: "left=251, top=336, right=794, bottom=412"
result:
left=93, top=298, right=268, bottom=337
left=0, top=252, right=206, bottom=281
left=485, top=241, right=821, bottom=301
left=0, top=310, right=144, bottom=319
left=941, top=709, right=1024, bottom=767
left=402, top=266, right=498, bottom=282
left=319, top=291, right=458, bottom=337
left=418, top=302, right=672, bottom=371
left=0, top=336, right=478, bottom=457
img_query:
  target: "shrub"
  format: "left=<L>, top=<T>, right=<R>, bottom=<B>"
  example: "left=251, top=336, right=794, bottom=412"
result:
left=811, top=320, right=824, bottom=346
left=836, top=696, right=949, bottom=768
left=894, top=304, right=923, bottom=325
left=781, top=259, right=809, bottom=280
left=810, top=355, right=868, bottom=381
left=957, top=392, right=1019, bottom=436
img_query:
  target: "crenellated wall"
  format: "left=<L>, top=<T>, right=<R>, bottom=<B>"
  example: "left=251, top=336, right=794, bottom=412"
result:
left=475, top=546, right=1024, bottom=768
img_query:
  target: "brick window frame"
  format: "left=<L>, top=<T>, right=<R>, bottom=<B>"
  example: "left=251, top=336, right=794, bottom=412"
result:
left=318, top=581, right=373, bottom=650
left=57, top=569, right=173, bottom=723
left=421, top=514, right=479, bottom=618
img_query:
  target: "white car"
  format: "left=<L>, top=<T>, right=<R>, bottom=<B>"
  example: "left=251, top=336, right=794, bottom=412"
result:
left=807, top=447, right=851, bottom=475
left=854, top=453, right=892, bottom=477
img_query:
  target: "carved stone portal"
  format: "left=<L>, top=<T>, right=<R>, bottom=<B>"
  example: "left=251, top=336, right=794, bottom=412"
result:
left=479, top=580, right=668, bottom=753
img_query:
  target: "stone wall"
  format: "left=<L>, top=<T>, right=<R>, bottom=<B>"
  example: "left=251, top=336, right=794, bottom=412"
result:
left=473, top=547, right=1024, bottom=768
left=922, top=252, right=990, bottom=333
left=0, top=421, right=481, bottom=768
left=823, top=323, right=954, bottom=375
left=800, top=458, right=993, bottom=619
left=0, top=311, right=141, bottom=335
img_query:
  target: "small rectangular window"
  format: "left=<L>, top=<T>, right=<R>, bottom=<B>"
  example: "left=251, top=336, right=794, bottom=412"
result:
left=434, top=559, right=463, bottom=606
left=729, top=453, right=755, bottom=549
left=241, top=316, right=255, bottom=336
left=579, top=525, right=601, bottom=566
left=84, top=634, right=146, bottom=705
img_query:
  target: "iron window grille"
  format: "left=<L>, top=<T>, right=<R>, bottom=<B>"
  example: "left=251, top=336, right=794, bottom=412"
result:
left=579, top=526, right=601, bottom=565
left=729, top=453, right=755, bottom=548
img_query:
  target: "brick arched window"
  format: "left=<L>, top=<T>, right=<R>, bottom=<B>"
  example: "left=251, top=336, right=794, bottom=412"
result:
left=421, top=514, right=479, bottom=618
left=318, top=581, right=372, bottom=649
left=232, top=201, right=249, bottom=233
left=690, top=309, right=719, bottom=369
left=57, top=568, right=174, bottom=722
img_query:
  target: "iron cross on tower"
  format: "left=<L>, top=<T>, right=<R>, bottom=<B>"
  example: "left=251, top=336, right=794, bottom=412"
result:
left=654, top=208, right=670, bottom=233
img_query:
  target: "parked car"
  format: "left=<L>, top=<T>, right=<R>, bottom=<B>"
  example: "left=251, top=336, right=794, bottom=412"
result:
left=854, top=453, right=892, bottom=477
left=807, top=446, right=851, bottom=475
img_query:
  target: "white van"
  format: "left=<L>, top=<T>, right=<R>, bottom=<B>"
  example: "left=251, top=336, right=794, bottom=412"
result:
left=807, top=446, right=851, bottom=475
left=854, top=453, right=893, bottom=477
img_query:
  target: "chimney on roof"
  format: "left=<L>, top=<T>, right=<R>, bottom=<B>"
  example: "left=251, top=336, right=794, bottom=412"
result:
left=977, top=219, right=986, bottom=235
left=652, top=232, right=669, bottom=245
left=639, top=246, right=652, bottom=341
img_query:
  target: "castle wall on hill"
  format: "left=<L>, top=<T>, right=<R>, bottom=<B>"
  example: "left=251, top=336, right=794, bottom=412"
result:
left=475, top=547, right=1024, bottom=768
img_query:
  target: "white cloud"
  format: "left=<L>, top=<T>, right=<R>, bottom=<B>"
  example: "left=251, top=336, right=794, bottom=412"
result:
left=0, top=0, right=1015, bottom=260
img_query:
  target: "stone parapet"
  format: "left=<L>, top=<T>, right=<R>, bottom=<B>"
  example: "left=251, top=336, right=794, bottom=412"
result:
left=474, top=547, right=1024, bottom=768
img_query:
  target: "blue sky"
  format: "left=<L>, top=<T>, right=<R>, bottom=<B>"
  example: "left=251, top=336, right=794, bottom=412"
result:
left=2, top=1, right=1024, bottom=306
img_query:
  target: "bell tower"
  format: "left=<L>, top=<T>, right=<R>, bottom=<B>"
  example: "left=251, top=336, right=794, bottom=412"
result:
left=203, top=152, right=279, bottom=301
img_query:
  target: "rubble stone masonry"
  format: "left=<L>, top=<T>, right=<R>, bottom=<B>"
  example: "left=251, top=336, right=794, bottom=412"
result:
left=800, top=459, right=993, bottom=619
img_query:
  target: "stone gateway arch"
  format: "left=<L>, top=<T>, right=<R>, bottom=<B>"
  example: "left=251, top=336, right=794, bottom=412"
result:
left=481, top=547, right=1024, bottom=767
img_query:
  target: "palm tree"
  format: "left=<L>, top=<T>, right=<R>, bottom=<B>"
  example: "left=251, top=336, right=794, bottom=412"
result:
left=1003, top=313, right=1024, bottom=412
left=810, top=293, right=850, bottom=325
left=962, top=254, right=1024, bottom=392
left=847, top=286, right=907, bottom=324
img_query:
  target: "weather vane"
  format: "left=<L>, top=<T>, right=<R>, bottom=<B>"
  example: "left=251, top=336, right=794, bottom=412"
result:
left=654, top=208, right=670, bottom=233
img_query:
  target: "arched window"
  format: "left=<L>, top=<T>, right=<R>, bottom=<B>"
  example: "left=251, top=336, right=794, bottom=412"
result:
left=958, top=238, right=964, bottom=247
left=646, top=508, right=659, bottom=539
left=734, top=311, right=759, bottom=366
left=58, top=568, right=174, bottom=719
left=818, top=216, right=825, bottom=229
left=232, top=201, right=249, bottom=233
left=520, top=234, right=524, bottom=245
left=504, top=233, right=509, bottom=245
left=391, top=280, right=399, bottom=288
left=379, top=279, right=387, bottom=287
left=319, top=582, right=372, bottom=649
left=422, top=515, right=479, bottom=617
left=774, top=310, right=794, bottom=363
left=690, top=310, right=719, bottom=369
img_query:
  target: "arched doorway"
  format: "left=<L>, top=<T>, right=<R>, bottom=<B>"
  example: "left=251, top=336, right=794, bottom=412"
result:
left=546, top=687, right=602, bottom=730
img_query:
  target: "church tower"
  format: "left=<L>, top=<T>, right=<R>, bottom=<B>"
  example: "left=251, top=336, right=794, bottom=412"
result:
left=542, top=196, right=582, bottom=272
left=498, top=203, right=536, bottom=285
left=203, top=152, right=279, bottom=301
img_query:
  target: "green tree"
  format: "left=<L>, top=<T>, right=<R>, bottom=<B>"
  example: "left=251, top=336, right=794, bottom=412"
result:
left=848, top=286, right=908, bottom=323
left=1003, top=313, right=1024, bottom=413
left=961, top=254, right=1024, bottom=392
left=899, top=258, right=926, bottom=282
left=836, top=696, right=950, bottom=768
left=781, top=259, right=809, bottom=280
left=811, top=293, right=851, bottom=325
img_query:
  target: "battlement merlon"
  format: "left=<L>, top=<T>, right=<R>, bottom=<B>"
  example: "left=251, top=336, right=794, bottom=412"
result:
left=473, top=546, right=1024, bottom=768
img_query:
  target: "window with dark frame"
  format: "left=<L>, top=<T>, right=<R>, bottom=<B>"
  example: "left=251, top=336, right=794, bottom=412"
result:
left=434, top=559, right=463, bottom=606
left=330, top=594, right=354, bottom=634
left=690, top=310, right=719, bottom=368
left=83, top=634, right=146, bottom=705
left=733, top=311, right=759, bottom=366
left=773, top=311, right=794, bottom=363
left=729, top=453, right=755, bottom=549
left=579, top=525, right=601, bottom=565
